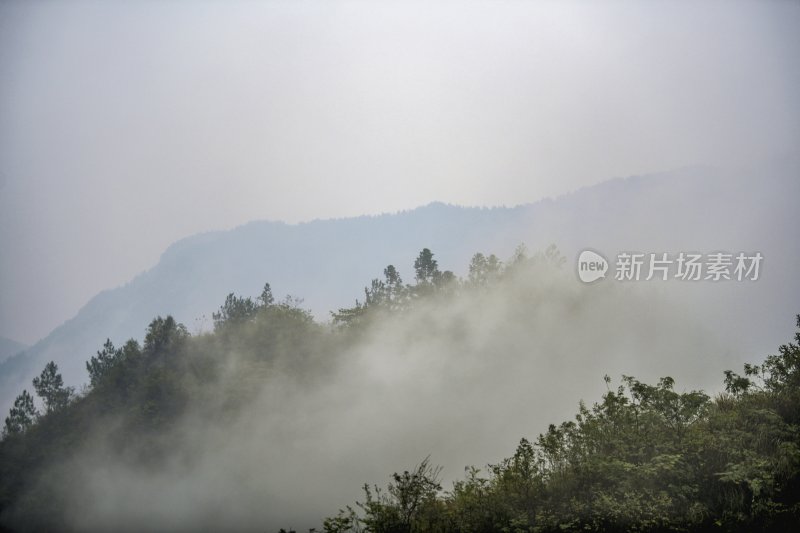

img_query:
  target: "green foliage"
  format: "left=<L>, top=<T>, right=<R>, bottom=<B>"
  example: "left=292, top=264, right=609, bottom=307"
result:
left=260, top=282, right=275, bottom=306
left=326, top=315, right=800, bottom=533
left=468, top=253, right=502, bottom=286
left=384, top=265, right=403, bottom=295
left=331, top=299, right=368, bottom=328
left=32, top=362, right=72, bottom=415
left=352, top=457, right=445, bottom=533
left=413, top=248, right=440, bottom=285
left=2, top=391, right=37, bottom=438
left=1, top=245, right=797, bottom=533
left=143, top=315, right=189, bottom=354
left=332, top=263, right=412, bottom=327
left=86, top=338, right=121, bottom=388
left=324, top=506, right=363, bottom=533
left=212, top=293, right=259, bottom=330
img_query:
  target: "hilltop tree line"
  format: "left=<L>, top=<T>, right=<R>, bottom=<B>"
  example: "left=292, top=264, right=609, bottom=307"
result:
left=1, top=245, right=549, bottom=441
left=0, top=245, right=797, bottom=532
left=0, top=246, right=549, bottom=528
left=330, top=245, right=561, bottom=327
left=322, top=317, right=800, bottom=532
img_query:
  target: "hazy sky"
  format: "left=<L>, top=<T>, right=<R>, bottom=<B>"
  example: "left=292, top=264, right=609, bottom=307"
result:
left=1, top=0, right=798, bottom=344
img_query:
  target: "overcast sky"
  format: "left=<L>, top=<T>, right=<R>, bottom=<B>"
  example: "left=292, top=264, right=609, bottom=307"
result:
left=1, top=0, right=798, bottom=344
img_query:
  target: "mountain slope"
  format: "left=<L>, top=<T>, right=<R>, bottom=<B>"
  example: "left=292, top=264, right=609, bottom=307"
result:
left=1, top=157, right=798, bottom=410
left=0, top=338, right=26, bottom=365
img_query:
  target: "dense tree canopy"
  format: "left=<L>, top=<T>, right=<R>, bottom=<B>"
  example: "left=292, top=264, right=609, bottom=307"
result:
left=2, top=391, right=37, bottom=438
left=31, top=361, right=71, bottom=415
left=324, top=316, right=800, bottom=533
left=0, top=245, right=796, bottom=532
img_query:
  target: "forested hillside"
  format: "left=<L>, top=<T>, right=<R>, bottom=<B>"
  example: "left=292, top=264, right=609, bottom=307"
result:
left=4, top=158, right=798, bottom=416
left=323, top=322, right=800, bottom=533
left=1, top=246, right=797, bottom=532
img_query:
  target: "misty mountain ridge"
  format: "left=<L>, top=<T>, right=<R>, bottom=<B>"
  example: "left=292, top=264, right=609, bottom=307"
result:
left=0, top=338, right=26, bottom=365
left=1, top=157, right=798, bottom=412
left=2, top=231, right=798, bottom=531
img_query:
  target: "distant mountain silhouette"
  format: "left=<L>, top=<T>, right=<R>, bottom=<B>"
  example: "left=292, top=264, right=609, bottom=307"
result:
left=2, top=156, right=798, bottom=410
left=0, top=337, right=26, bottom=365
